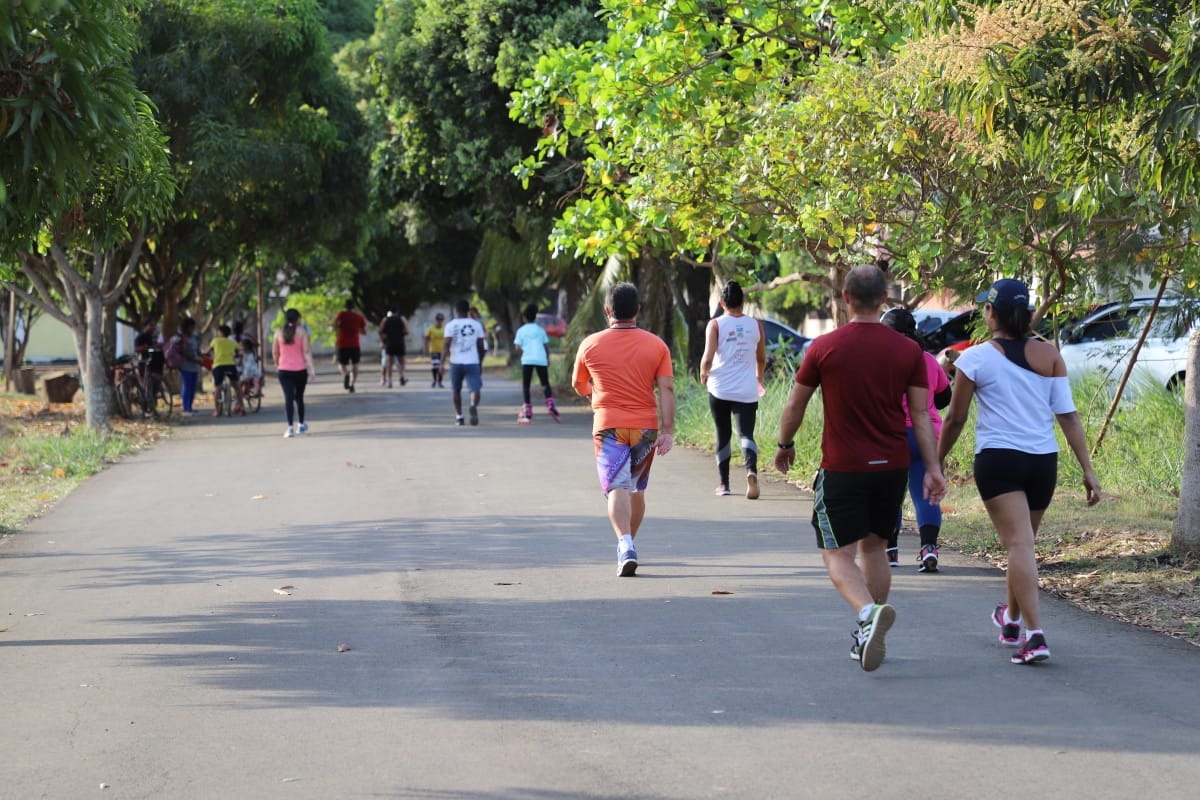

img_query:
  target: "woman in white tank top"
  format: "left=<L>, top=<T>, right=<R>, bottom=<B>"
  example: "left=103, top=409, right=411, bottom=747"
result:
left=699, top=281, right=766, bottom=499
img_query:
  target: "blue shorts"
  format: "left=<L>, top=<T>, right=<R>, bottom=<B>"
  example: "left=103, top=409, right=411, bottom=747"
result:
left=593, top=428, right=658, bottom=495
left=449, top=363, right=482, bottom=394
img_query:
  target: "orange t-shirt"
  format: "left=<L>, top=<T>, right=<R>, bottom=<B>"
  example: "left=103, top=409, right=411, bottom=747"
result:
left=573, top=327, right=673, bottom=432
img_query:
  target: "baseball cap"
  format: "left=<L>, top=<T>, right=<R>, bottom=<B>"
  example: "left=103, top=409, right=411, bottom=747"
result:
left=976, top=278, right=1031, bottom=312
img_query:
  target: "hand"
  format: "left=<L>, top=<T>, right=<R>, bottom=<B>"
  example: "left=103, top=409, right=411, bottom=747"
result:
left=1083, top=470, right=1102, bottom=506
left=923, top=469, right=948, bottom=504
left=655, top=432, right=674, bottom=456
left=774, top=446, right=796, bottom=474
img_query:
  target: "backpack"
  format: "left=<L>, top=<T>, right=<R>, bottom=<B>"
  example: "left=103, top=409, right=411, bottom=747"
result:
left=164, top=335, right=184, bottom=369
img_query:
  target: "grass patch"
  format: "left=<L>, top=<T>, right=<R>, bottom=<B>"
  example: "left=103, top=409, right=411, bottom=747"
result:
left=0, top=394, right=170, bottom=534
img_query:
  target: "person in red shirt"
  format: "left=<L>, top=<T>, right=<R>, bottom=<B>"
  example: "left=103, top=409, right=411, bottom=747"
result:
left=333, top=299, right=367, bottom=393
left=573, top=282, right=675, bottom=577
left=775, top=265, right=947, bottom=672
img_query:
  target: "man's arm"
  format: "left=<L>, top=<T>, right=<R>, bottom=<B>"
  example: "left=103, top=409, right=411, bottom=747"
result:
left=774, top=382, right=816, bottom=473
left=654, top=374, right=675, bottom=455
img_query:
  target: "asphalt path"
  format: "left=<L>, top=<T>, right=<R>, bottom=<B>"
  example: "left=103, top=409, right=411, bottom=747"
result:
left=2, top=364, right=1199, bottom=799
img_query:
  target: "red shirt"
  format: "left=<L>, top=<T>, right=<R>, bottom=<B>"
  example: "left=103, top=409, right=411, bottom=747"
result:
left=796, top=322, right=927, bottom=472
left=334, top=310, right=367, bottom=348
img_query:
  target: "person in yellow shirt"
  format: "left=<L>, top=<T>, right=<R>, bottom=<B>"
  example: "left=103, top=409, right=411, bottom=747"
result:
left=210, top=324, right=245, bottom=415
left=423, top=313, right=447, bottom=388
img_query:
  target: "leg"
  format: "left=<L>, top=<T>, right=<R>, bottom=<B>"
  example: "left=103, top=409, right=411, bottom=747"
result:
left=708, top=394, right=733, bottom=490
left=822, top=543, right=875, bottom=612
left=629, top=490, right=646, bottom=537
left=732, top=400, right=759, bottom=475
left=293, top=370, right=309, bottom=425
left=859, top=533, right=892, bottom=603
left=984, top=491, right=1041, bottom=629
left=521, top=365, right=534, bottom=405
left=607, top=487, right=633, bottom=539
left=278, top=372, right=296, bottom=426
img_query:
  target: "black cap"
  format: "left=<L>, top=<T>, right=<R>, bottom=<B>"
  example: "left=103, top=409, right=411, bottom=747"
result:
left=977, top=278, right=1031, bottom=313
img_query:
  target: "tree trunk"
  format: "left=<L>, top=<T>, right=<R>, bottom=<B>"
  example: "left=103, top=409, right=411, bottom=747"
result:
left=1172, top=327, right=1200, bottom=555
left=82, top=290, right=112, bottom=430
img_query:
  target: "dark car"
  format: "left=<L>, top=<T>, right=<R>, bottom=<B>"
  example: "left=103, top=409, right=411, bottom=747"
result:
left=758, top=317, right=811, bottom=372
left=535, top=313, right=567, bottom=338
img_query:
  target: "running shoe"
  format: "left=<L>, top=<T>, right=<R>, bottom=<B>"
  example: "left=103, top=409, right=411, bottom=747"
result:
left=456, top=416, right=465, bottom=426
left=1011, top=632, right=1050, bottom=665
left=400, top=375, right=407, bottom=386
left=283, top=426, right=295, bottom=438
left=746, top=473, right=760, bottom=500
left=348, top=384, right=355, bottom=393
left=714, top=485, right=732, bottom=496
left=298, top=422, right=308, bottom=434
left=518, top=403, right=533, bottom=424
left=431, top=380, right=437, bottom=388
left=469, top=405, right=478, bottom=426
left=343, top=373, right=350, bottom=390
left=546, top=397, right=561, bottom=422
left=856, top=603, right=895, bottom=672
left=918, top=545, right=939, bottom=573
left=991, top=603, right=1022, bottom=646
left=849, top=632, right=863, bottom=662
left=887, top=547, right=899, bottom=568
left=617, top=546, right=638, bottom=577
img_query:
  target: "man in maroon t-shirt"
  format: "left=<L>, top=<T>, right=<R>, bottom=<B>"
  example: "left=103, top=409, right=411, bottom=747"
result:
left=775, top=264, right=946, bottom=672
left=333, top=299, right=367, bottom=393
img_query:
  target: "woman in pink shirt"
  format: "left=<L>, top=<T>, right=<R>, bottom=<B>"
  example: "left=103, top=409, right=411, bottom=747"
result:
left=272, top=308, right=315, bottom=438
left=880, top=308, right=951, bottom=572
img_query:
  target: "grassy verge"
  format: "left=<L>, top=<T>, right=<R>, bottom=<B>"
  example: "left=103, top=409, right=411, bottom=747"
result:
left=675, top=368, right=1200, bottom=646
left=0, top=394, right=170, bottom=534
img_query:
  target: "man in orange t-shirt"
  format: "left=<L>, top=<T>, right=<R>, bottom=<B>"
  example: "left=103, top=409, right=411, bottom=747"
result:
left=333, top=299, right=367, bottom=393
left=573, top=282, right=675, bottom=577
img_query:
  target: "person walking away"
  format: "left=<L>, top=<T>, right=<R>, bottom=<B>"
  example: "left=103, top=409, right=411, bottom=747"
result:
left=513, top=304, right=560, bottom=424
left=572, top=281, right=675, bottom=577
left=209, top=323, right=245, bottom=415
left=774, top=265, right=946, bottom=672
left=272, top=308, right=316, bottom=438
left=334, top=299, right=367, bottom=393
left=423, top=313, right=447, bottom=387
left=879, top=308, right=952, bottom=571
left=238, top=338, right=263, bottom=401
left=176, top=318, right=203, bottom=416
left=440, top=300, right=487, bottom=425
left=379, top=309, right=408, bottom=387
left=938, top=278, right=1101, bottom=665
left=699, top=281, right=766, bottom=499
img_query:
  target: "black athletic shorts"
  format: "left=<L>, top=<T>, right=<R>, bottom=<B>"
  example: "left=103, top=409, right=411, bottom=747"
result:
left=337, top=347, right=361, bottom=365
left=973, top=448, right=1058, bottom=511
left=811, top=468, right=907, bottom=549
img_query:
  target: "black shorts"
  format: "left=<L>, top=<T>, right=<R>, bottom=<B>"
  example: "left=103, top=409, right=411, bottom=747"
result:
left=811, top=468, right=907, bottom=549
left=974, top=449, right=1058, bottom=510
left=337, top=347, right=361, bottom=365
left=385, top=344, right=406, bottom=357
left=212, top=365, right=239, bottom=387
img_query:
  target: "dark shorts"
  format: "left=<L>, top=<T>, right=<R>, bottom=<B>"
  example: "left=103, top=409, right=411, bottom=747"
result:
left=974, top=449, right=1058, bottom=510
left=811, top=468, right=908, bottom=549
left=337, top=347, right=361, bottom=365
left=385, top=344, right=406, bottom=357
left=449, top=363, right=482, bottom=394
left=593, top=428, right=658, bottom=495
left=212, top=365, right=239, bottom=387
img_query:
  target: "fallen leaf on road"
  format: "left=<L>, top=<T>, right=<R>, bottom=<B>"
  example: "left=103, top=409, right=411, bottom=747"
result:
left=251, top=494, right=266, bottom=500
left=337, top=643, right=351, bottom=652
left=494, top=582, right=520, bottom=586
left=711, top=590, right=734, bottom=595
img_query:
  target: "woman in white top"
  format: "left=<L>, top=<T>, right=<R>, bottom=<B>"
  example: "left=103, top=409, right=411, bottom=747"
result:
left=699, top=281, right=767, bottom=499
left=938, top=279, right=1101, bottom=665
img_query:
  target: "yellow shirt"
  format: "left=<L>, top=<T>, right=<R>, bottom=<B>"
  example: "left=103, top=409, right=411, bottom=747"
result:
left=212, top=336, right=238, bottom=367
left=425, top=325, right=445, bottom=354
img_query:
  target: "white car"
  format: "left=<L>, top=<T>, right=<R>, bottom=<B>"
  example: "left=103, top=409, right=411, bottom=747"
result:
left=1059, top=297, right=1195, bottom=393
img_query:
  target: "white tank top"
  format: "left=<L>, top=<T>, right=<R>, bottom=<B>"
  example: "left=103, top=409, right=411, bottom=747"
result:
left=708, top=314, right=761, bottom=403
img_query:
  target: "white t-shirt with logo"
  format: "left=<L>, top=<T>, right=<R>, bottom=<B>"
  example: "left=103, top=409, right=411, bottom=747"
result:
left=444, top=317, right=487, bottom=365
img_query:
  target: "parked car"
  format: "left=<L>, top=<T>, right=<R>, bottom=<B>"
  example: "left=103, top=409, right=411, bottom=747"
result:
left=921, top=309, right=980, bottom=354
left=757, top=317, right=811, bottom=372
left=535, top=313, right=567, bottom=338
left=1059, top=297, right=1194, bottom=392
left=911, top=309, right=960, bottom=337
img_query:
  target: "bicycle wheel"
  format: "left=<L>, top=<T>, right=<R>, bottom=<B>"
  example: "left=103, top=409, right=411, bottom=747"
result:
left=218, top=378, right=233, bottom=416
left=114, top=374, right=136, bottom=419
left=151, top=375, right=174, bottom=418
left=247, top=385, right=262, bottom=413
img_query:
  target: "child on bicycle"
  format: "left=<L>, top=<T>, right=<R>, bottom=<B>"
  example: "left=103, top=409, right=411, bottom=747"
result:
left=210, top=324, right=245, bottom=416
left=239, top=337, right=263, bottom=400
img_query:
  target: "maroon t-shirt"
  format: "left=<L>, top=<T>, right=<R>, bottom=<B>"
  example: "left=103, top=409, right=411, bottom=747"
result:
left=796, top=322, right=927, bottom=472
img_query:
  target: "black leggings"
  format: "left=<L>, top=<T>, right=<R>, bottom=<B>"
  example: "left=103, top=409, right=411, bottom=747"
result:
left=521, top=364, right=553, bottom=405
left=708, top=394, right=758, bottom=486
left=277, top=369, right=309, bottom=426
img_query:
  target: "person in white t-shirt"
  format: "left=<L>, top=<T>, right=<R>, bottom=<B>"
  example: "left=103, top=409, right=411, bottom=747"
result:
left=939, top=278, right=1101, bottom=666
left=512, top=303, right=560, bottom=424
left=440, top=299, right=488, bottom=426
left=699, top=281, right=766, bottom=499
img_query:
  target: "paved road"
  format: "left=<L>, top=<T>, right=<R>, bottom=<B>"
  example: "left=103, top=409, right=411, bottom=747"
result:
left=2, top=367, right=1199, bottom=799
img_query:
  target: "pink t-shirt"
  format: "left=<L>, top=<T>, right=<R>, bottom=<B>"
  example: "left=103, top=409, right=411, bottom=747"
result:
left=902, top=351, right=950, bottom=436
left=276, top=331, right=309, bottom=371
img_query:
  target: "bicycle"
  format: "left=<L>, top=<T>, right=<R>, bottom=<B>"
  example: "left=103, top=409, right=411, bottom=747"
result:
left=113, top=351, right=174, bottom=419
left=239, top=378, right=264, bottom=413
left=212, top=371, right=236, bottom=417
